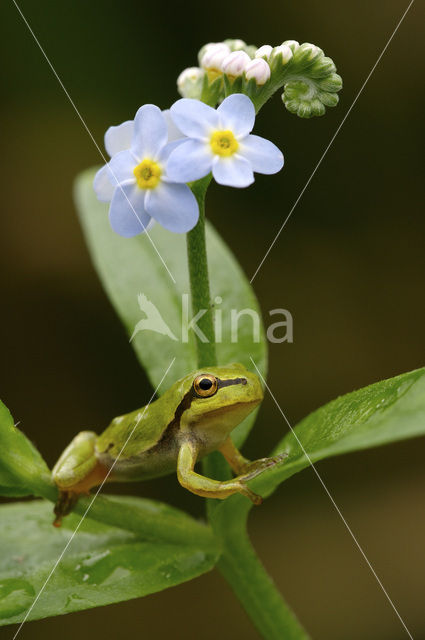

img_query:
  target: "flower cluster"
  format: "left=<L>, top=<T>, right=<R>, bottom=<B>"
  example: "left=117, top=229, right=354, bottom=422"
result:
left=94, top=94, right=283, bottom=237
left=94, top=36, right=342, bottom=240
left=177, top=37, right=342, bottom=119
left=198, top=39, right=297, bottom=86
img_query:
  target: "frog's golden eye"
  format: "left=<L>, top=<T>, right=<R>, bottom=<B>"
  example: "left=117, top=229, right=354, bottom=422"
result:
left=193, top=374, right=218, bottom=398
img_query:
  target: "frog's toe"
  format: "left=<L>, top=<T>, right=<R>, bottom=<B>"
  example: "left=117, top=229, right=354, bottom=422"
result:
left=241, top=452, right=288, bottom=477
left=53, top=490, right=79, bottom=527
left=271, top=452, right=289, bottom=466
left=239, top=483, right=263, bottom=505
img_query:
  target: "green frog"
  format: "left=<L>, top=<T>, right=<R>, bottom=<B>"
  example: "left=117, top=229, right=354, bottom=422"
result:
left=52, top=364, right=284, bottom=525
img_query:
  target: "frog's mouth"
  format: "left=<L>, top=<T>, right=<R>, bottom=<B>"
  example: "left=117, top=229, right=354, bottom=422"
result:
left=197, top=398, right=262, bottom=429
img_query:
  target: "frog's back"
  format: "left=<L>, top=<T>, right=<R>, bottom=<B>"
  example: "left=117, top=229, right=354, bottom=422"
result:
left=96, top=392, right=177, bottom=460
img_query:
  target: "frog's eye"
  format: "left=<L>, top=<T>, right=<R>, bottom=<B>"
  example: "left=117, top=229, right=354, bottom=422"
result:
left=193, top=374, right=218, bottom=398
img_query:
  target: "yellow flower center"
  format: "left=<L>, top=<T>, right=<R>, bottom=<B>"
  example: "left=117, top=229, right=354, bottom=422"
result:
left=133, top=159, right=162, bottom=189
left=210, top=130, right=239, bottom=157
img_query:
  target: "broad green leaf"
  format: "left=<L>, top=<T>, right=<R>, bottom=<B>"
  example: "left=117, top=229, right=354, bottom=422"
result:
left=0, top=400, right=51, bottom=497
left=0, top=500, right=220, bottom=626
left=74, top=168, right=267, bottom=446
left=253, top=366, right=425, bottom=498
left=212, top=367, right=425, bottom=524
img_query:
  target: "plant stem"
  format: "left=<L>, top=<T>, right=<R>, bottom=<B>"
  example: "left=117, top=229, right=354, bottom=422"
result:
left=187, top=178, right=229, bottom=488
left=186, top=182, right=309, bottom=639
left=31, top=481, right=215, bottom=548
left=213, top=499, right=310, bottom=639
left=218, top=546, right=308, bottom=640
left=186, top=175, right=216, bottom=368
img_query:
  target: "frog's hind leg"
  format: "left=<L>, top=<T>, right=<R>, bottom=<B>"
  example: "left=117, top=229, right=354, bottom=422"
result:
left=52, top=431, right=109, bottom=526
left=53, top=490, right=80, bottom=527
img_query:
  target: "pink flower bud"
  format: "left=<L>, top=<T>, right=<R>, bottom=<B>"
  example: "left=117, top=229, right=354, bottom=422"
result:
left=221, top=50, right=251, bottom=77
left=201, top=43, right=231, bottom=71
left=245, top=58, right=271, bottom=85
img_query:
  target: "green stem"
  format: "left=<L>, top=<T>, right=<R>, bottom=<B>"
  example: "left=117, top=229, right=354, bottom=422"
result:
left=186, top=175, right=216, bottom=368
left=186, top=182, right=309, bottom=640
left=31, top=480, right=215, bottom=548
left=213, top=499, right=310, bottom=639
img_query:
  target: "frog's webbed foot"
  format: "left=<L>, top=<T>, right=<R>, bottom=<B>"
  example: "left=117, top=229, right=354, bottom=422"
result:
left=239, top=453, right=288, bottom=477
left=53, top=490, right=80, bottom=527
left=219, top=437, right=288, bottom=478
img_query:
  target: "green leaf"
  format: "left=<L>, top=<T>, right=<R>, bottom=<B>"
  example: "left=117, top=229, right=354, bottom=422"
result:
left=251, top=366, right=425, bottom=498
left=0, top=500, right=220, bottom=626
left=0, top=400, right=51, bottom=497
left=74, top=168, right=267, bottom=446
left=211, top=366, right=425, bottom=529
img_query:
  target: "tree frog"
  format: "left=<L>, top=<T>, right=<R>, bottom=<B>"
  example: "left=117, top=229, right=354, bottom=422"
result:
left=52, top=364, right=285, bottom=526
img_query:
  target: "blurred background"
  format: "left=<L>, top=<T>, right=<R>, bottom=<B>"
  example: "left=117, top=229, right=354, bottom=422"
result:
left=0, top=0, right=424, bottom=638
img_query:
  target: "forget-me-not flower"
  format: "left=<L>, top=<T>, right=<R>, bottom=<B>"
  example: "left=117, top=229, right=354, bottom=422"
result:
left=94, top=110, right=182, bottom=203
left=166, top=94, right=284, bottom=188
left=93, top=105, right=197, bottom=237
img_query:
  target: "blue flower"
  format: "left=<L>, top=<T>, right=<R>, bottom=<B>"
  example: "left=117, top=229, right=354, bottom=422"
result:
left=166, top=94, right=284, bottom=188
left=93, top=106, right=198, bottom=237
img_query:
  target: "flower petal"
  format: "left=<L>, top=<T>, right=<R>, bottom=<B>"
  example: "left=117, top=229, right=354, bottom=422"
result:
left=170, top=99, right=219, bottom=140
left=239, top=134, right=284, bottom=174
left=93, top=164, right=115, bottom=202
left=157, top=139, right=187, bottom=164
left=163, top=109, right=184, bottom=142
left=166, top=139, right=213, bottom=183
left=212, top=155, right=254, bottom=188
left=108, top=149, right=137, bottom=185
left=109, top=181, right=151, bottom=237
left=132, top=105, right=168, bottom=159
left=217, top=94, right=255, bottom=137
left=145, top=182, right=199, bottom=233
left=104, top=121, right=134, bottom=157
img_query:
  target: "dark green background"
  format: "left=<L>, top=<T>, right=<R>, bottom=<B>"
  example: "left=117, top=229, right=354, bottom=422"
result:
left=0, top=0, right=424, bottom=638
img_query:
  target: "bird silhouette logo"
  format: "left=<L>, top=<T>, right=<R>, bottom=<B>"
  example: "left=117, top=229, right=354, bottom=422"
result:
left=130, top=294, right=178, bottom=342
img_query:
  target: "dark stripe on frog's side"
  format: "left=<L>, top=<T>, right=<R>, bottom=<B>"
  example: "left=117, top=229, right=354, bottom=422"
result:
left=145, top=376, right=247, bottom=455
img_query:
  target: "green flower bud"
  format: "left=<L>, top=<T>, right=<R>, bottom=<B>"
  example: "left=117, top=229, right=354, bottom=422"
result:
left=318, top=73, right=343, bottom=92
left=244, top=45, right=258, bottom=58
left=309, top=56, right=337, bottom=79
left=223, top=38, right=247, bottom=51
left=317, top=91, right=339, bottom=107
left=293, top=42, right=321, bottom=65
left=177, top=67, right=205, bottom=98
left=270, top=44, right=293, bottom=66
left=281, top=40, right=300, bottom=52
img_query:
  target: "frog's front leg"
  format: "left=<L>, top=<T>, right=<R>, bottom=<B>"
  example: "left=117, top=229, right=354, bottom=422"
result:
left=177, top=440, right=263, bottom=505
